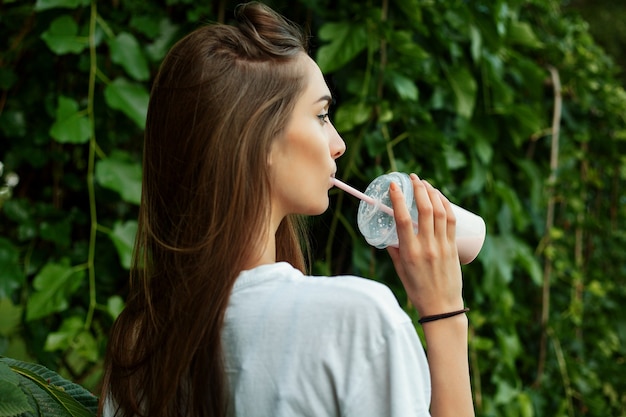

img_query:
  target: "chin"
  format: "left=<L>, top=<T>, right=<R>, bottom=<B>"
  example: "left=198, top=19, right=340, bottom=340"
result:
left=306, top=197, right=330, bottom=216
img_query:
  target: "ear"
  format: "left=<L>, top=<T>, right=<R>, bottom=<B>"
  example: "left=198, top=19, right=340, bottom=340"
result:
left=267, top=137, right=282, bottom=167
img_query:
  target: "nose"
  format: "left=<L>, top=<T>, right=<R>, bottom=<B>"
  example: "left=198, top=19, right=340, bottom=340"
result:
left=330, top=124, right=346, bottom=160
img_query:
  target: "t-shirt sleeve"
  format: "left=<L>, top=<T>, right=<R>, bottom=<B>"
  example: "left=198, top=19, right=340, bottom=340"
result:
left=342, top=313, right=432, bottom=417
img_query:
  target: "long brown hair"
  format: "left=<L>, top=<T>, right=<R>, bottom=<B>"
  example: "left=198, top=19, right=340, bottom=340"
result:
left=100, top=3, right=308, bottom=416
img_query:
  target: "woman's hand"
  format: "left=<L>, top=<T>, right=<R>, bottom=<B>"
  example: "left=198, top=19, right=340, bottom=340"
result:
left=387, top=173, right=475, bottom=417
left=386, top=173, right=464, bottom=317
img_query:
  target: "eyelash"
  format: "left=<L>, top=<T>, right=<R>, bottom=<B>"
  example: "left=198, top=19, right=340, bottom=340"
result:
left=317, top=113, right=330, bottom=124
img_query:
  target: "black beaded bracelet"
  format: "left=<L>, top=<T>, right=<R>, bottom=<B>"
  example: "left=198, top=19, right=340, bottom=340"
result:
left=418, top=307, right=470, bottom=324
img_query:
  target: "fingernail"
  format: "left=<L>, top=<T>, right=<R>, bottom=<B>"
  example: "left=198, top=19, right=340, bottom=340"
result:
left=389, top=182, right=398, bottom=191
left=410, top=173, right=419, bottom=181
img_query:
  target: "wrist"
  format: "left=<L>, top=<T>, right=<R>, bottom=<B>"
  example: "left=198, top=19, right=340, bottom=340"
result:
left=418, top=307, right=469, bottom=324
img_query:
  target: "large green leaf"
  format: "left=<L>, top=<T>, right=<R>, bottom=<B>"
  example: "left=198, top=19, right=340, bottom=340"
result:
left=95, top=151, right=142, bottom=205
left=26, top=260, right=85, bottom=322
left=1, top=357, right=97, bottom=417
left=109, top=32, right=150, bottom=81
left=40, top=15, right=88, bottom=55
left=316, top=22, right=368, bottom=73
left=49, top=96, right=91, bottom=144
left=104, top=78, right=149, bottom=129
left=0, top=361, right=32, bottom=417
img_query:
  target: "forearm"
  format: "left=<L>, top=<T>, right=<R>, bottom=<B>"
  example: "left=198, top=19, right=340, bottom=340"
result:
left=422, top=314, right=474, bottom=417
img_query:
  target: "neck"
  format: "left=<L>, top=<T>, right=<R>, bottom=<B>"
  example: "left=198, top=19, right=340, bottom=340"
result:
left=242, top=209, right=284, bottom=270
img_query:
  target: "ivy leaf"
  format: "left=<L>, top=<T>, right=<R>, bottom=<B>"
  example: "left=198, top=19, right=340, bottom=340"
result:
left=316, top=22, right=368, bottom=73
left=445, top=66, right=477, bottom=119
left=95, top=151, right=142, bottom=205
left=104, top=77, right=149, bottom=129
left=106, top=295, right=125, bottom=320
left=145, top=19, right=179, bottom=62
left=45, top=316, right=98, bottom=362
left=26, top=260, right=85, bottom=322
left=50, top=96, right=91, bottom=144
left=109, top=32, right=150, bottom=81
left=0, top=238, right=25, bottom=299
left=34, top=0, right=89, bottom=11
left=108, top=220, right=138, bottom=270
left=44, top=316, right=83, bottom=352
left=40, top=15, right=88, bottom=55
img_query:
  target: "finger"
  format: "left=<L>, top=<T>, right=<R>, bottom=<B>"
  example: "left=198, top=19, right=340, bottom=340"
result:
left=388, top=180, right=416, bottom=252
left=425, top=181, right=448, bottom=243
left=410, top=174, right=434, bottom=239
left=386, top=246, right=405, bottom=276
left=438, top=190, right=457, bottom=244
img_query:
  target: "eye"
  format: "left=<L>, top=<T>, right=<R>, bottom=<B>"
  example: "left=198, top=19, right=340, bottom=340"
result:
left=317, top=113, right=330, bottom=124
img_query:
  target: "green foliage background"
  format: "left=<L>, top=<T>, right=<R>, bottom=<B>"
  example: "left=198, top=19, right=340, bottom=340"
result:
left=1, top=0, right=625, bottom=416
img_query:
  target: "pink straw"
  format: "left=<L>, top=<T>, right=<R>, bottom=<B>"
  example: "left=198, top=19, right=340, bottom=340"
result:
left=331, top=177, right=395, bottom=217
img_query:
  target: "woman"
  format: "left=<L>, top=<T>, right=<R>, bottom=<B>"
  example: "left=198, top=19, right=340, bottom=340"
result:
left=100, top=2, right=474, bottom=417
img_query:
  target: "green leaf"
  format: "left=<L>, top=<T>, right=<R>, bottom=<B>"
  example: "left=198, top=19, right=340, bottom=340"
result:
left=50, top=96, right=91, bottom=144
left=508, top=21, right=544, bottom=49
left=387, top=71, right=418, bottom=101
left=469, top=24, right=482, bottom=63
left=26, top=260, right=85, bottom=321
left=44, top=316, right=83, bottom=352
left=109, top=32, right=150, bottom=81
left=0, top=361, right=33, bottom=417
left=0, top=361, right=19, bottom=385
left=1, top=357, right=98, bottom=416
left=445, top=66, right=477, bottom=119
left=45, top=317, right=99, bottom=362
left=95, top=151, right=142, bottom=205
left=316, top=22, right=368, bottom=73
left=108, top=220, right=138, bottom=269
left=0, top=297, right=23, bottom=337
left=334, top=101, right=372, bottom=132
left=0, top=110, right=26, bottom=138
left=34, top=0, right=88, bottom=11
left=39, top=217, right=73, bottom=248
left=144, top=19, right=179, bottom=62
left=40, top=15, right=89, bottom=55
left=0, top=380, right=32, bottom=417
left=104, top=78, right=149, bottom=129
left=106, top=296, right=125, bottom=320
left=0, top=238, right=25, bottom=299
left=494, top=181, right=527, bottom=231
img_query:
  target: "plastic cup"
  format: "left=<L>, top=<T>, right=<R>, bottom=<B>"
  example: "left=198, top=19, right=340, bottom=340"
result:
left=356, top=172, right=486, bottom=264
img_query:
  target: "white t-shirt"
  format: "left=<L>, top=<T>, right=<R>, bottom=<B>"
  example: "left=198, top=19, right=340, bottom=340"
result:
left=222, top=262, right=431, bottom=417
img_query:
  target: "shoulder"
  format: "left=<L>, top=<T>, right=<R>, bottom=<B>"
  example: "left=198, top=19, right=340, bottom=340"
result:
left=234, top=262, right=410, bottom=329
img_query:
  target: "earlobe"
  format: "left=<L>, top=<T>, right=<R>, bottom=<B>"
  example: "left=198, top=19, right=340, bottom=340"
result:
left=267, top=147, right=274, bottom=167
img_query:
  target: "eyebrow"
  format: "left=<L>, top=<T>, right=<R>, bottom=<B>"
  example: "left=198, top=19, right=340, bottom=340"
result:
left=315, top=94, right=334, bottom=106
